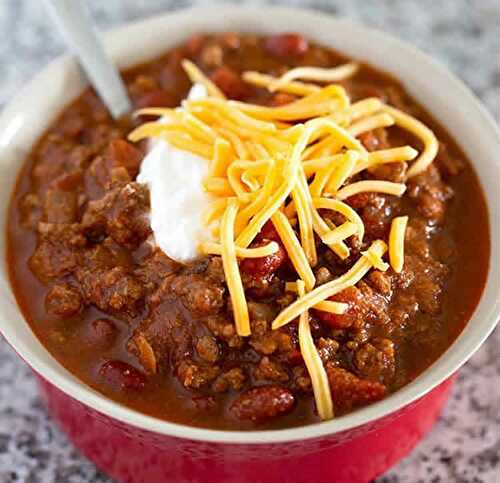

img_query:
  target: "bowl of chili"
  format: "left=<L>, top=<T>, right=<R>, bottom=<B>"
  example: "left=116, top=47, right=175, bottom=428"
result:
left=0, top=5, right=499, bottom=483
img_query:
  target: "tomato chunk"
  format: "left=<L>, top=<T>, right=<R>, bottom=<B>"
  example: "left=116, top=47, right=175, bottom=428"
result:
left=240, top=239, right=287, bottom=278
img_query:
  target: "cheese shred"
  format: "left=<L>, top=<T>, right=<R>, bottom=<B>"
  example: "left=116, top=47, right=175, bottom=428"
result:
left=297, top=280, right=334, bottom=420
left=389, top=216, right=409, bottom=273
left=220, top=199, right=250, bottom=336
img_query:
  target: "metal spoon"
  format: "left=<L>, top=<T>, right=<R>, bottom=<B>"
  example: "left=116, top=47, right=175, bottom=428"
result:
left=43, top=0, right=132, bottom=119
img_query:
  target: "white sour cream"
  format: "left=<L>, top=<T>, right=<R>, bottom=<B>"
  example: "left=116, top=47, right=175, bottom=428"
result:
left=137, top=84, right=215, bottom=263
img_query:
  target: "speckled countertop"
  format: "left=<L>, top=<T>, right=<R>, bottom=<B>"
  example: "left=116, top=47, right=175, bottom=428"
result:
left=1, top=1, right=499, bottom=482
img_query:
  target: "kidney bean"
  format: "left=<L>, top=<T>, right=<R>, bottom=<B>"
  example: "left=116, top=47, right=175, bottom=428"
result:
left=99, top=360, right=147, bottom=391
left=210, top=66, right=252, bottom=100
left=230, top=385, right=295, bottom=423
left=45, top=283, right=82, bottom=319
left=240, top=239, right=287, bottom=278
left=264, top=33, right=309, bottom=58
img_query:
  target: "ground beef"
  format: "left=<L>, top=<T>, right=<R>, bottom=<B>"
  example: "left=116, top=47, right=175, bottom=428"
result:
left=134, top=247, right=180, bottom=292
left=29, top=223, right=86, bottom=282
left=44, top=187, right=78, bottom=223
left=196, top=335, right=219, bottom=363
left=407, top=165, right=453, bottom=224
left=212, top=368, right=246, bottom=393
left=45, top=283, right=83, bottom=318
left=82, top=182, right=151, bottom=247
left=76, top=266, right=144, bottom=317
left=354, top=339, right=396, bottom=384
left=254, top=356, right=290, bottom=383
left=177, top=359, right=221, bottom=389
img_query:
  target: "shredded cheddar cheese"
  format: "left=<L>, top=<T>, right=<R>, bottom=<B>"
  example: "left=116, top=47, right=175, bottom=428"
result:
left=181, top=59, right=226, bottom=99
left=129, top=57, right=441, bottom=421
left=200, top=240, right=279, bottom=258
left=220, top=199, right=250, bottom=336
left=242, top=71, right=320, bottom=96
left=269, top=63, right=359, bottom=92
left=336, top=180, right=407, bottom=201
left=389, top=216, right=409, bottom=273
left=297, top=280, right=335, bottom=420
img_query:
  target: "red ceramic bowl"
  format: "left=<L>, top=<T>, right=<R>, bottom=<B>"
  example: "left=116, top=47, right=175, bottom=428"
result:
left=1, top=6, right=499, bottom=483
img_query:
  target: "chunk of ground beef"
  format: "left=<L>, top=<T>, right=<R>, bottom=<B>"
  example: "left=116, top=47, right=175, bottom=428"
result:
left=354, top=339, right=396, bottom=384
left=88, top=139, right=143, bottom=190
left=45, top=283, right=83, bottom=318
left=147, top=256, right=225, bottom=315
left=44, top=188, right=78, bottom=224
left=212, top=368, right=246, bottom=393
left=389, top=218, right=449, bottom=322
left=407, top=165, right=453, bottom=224
left=134, top=247, right=180, bottom=292
left=76, top=266, right=144, bottom=317
left=177, top=359, right=220, bottom=389
left=204, top=315, right=243, bottom=349
left=435, top=142, right=465, bottom=178
left=347, top=193, right=395, bottom=241
left=254, top=356, right=289, bottom=383
left=82, top=182, right=151, bottom=247
left=19, top=193, right=43, bottom=229
left=29, top=223, right=86, bottom=282
left=196, top=335, right=219, bottom=363
left=164, top=272, right=225, bottom=315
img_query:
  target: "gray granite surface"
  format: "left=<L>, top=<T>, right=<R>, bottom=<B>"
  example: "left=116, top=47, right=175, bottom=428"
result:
left=1, top=0, right=500, bottom=482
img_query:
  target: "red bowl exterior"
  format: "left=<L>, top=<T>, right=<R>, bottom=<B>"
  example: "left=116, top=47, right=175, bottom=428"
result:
left=36, top=374, right=455, bottom=483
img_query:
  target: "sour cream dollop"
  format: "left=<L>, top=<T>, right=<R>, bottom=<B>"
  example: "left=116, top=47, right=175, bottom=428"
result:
left=137, top=84, right=215, bottom=263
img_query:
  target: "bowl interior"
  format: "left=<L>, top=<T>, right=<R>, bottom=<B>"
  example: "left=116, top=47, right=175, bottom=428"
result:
left=0, top=5, right=499, bottom=444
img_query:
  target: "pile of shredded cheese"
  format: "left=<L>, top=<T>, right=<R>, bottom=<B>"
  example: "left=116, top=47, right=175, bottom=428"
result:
left=129, top=59, right=439, bottom=420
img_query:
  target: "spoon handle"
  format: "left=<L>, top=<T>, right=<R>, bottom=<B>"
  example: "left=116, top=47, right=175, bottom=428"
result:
left=43, top=0, right=132, bottom=119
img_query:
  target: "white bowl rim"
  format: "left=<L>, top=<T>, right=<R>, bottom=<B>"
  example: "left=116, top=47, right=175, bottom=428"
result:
left=1, top=4, right=499, bottom=445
